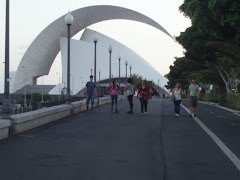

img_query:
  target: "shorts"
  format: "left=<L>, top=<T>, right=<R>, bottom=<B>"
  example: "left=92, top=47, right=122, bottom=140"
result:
left=189, top=96, right=198, bottom=107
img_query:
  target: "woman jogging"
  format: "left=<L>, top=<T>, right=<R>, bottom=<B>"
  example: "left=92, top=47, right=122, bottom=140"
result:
left=106, top=79, right=119, bottom=113
left=171, top=82, right=182, bottom=117
left=125, top=78, right=135, bottom=114
left=137, top=80, right=151, bottom=115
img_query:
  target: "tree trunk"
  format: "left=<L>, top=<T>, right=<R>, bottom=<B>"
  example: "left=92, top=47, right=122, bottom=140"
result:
left=217, top=64, right=239, bottom=94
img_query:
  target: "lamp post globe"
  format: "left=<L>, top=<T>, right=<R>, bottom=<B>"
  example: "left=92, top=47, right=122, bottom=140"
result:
left=108, top=45, right=112, bottom=86
left=65, top=11, right=73, bottom=104
left=65, top=11, right=73, bottom=25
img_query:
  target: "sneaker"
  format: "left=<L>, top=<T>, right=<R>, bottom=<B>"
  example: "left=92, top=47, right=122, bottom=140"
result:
left=175, top=113, right=178, bottom=116
left=176, top=114, right=179, bottom=117
left=144, top=112, right=147, bottom=115
left=115, top=109, right=118, bottom=113
left=140, top=113, right=144, bottom=115
left=193, top=114, right=196, bottom=117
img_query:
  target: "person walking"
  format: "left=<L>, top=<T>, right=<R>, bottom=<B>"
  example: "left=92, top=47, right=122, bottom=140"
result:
left=125, top=78, right=135, bottom=114
left=106, top=79, right=120, bottom=113
left=171, top=82, right=182, bottom=117
left=137, top=80, right=151, bottom=115
left=85, top=75, right=97, bottom=110
left=188, top=78, right=200, bottom=117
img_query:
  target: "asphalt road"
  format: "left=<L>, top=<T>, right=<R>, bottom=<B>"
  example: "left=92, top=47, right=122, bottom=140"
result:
left=0, top=98, right=239, bottom=180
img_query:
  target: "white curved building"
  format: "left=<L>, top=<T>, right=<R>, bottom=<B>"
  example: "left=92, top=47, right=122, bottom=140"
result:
left=49, top=29, right=168, bottom=95
left=13, top=5, right=173, bottom=93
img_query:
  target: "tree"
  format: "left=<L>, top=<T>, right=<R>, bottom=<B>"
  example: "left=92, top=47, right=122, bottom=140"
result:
left=168, top=0, right=240, bottom=94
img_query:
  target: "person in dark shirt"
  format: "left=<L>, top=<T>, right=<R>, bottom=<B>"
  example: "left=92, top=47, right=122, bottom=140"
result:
left=85, top=75, right=96, bottom=110
left=137, top=80, right=151, bottom=115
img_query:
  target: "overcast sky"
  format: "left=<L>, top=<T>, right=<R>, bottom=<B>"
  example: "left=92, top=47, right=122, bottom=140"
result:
left=0, top=0, right=191, bottom=92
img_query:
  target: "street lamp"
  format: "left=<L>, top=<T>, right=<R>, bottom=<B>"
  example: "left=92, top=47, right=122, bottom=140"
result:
left=125, top=60, right=128, bottom=79
left=21, top=66, right=27, bottom=108
left=80, top=77, right=83, bottom=93
left=70, top=75, right=73, bottom=95
left=108, top=44, right=112, bottom=86
left=130, top=64, right=132, bottom=77
left=56, top=72, right=61, bottom=100
left=41, top=75, right=44, bottom=103
left=91, top=67, right=93, bottom=76
left=93, top=36, right=98, bottom=83
left=118, top=55, right=121, bottom=86
left=7, top=77, right=11, bottom=100
left=98, top=70, right=101, bottom=105
left=65, top=11, right=73, bottom=104
left=2, top=0, right=11, bottom=118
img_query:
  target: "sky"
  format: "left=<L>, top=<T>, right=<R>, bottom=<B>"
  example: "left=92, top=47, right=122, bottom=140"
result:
left=0, top=0, right=191, bottom=92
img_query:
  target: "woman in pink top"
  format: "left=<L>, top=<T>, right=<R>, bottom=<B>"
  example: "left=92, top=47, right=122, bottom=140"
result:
left=106, top=80, right=119, bottom=113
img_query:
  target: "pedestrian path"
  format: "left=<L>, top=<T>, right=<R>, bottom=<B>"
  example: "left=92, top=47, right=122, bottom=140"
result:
left=162, top=99, right=240, bottom=180
left=0, top=98, right=239, bottom=180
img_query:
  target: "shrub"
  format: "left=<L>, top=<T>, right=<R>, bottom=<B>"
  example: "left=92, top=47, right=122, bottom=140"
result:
left=218, top=94, right=240, bottom=110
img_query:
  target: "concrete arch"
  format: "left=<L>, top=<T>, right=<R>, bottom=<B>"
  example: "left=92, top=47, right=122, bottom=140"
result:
left=13, top=5, right=173, bottom=92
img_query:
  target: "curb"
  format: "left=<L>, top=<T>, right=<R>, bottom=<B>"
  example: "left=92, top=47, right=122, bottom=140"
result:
left=198, top=101, right=240, bottom=117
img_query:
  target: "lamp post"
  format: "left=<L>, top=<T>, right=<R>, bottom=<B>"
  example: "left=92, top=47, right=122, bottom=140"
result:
left=118, top=55, right=121, bottom=86
left=41, top=76, right=44, bottom=103
left=7, top=77, right=11, bottom=100
left=65, top=11, right=73, bottom=104
left=56, top=72, right=60, bottom=101
left=91, top=68, right=93, bottom=76
left=2, top=0, right=12, bottom=118
left=125, top=60, right=128, bottom=79
left=80, top=76, right=83, bottom=93
left=130, top=64, right=132, bottom=77
left=108, top=45, right=112, bottom=86
left=98, top=70, right=101, bottom=105
left=21, top=66, right=27, bottom=107
left=70, top=75, right=73, bottom=95
left=93, top=36, right=98, bottom=83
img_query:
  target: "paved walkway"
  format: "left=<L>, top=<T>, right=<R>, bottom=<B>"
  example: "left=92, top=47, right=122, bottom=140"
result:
left=0, top=98, right=240, bottom=180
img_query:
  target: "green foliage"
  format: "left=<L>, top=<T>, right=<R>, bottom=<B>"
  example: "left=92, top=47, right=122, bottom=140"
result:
left=17, top=98, right=31, bottom=106
left=218, top=94, right=240, bottom=110
left=167, top=0, right=240, bottom=94
left=131, top=74, right=143, bottom=88
left=131, top=74, right=154, bottom=89
left=18, top=93, right=51, bottom=105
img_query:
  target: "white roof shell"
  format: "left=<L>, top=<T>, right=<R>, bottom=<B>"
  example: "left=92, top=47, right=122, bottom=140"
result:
left=49, top=29, right=168, bottom=95
left=13, top=5, right=173, bottom=93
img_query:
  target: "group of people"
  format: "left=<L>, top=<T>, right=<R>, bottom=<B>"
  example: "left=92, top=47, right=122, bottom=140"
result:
left=171, top=77, right=200, bottom=117
left=84, top=75, right=151, bottom=115
left=84, top=75, right=200, bottom=117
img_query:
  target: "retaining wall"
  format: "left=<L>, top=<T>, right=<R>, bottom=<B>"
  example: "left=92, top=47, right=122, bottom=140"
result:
left=0, top=96, right=127, bottom=140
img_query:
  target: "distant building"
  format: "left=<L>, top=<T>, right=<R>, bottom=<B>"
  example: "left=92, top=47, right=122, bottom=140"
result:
left=49, top=29, right=168, bottom=95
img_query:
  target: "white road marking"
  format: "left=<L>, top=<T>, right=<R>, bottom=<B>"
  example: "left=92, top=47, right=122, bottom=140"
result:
left=181, top=104, right=240, bottom=171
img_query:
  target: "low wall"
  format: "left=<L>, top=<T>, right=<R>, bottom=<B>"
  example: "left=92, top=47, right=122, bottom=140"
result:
left=0, top=120, right=11, bottom=140
left=1, top=96, right=127, bottom=139
left=11, top=104, right=72, bottom=134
